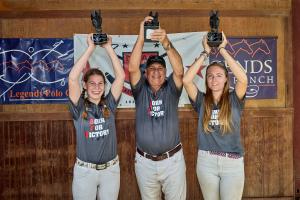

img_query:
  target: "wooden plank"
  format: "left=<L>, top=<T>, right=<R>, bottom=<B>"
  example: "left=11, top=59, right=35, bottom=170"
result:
left=243, top=117, right=264, bottom=197
left=116, top=119, right=140, bottom=200
left=285, top=15, right=293, bottom=107
left=0, top=14, right=289, bottom=36
left=0, top=9, right=292, bottom=19
left=0, top=0, right=291, bottom=14
left=0, top=108, right=294, bottom=121
left=278, top=116, right=294, bottom=196
left=293, top=0, right=300, bottom=198
left=263, top=118, right=280, bottom=196
left=187, top=118, right=202, bottom=199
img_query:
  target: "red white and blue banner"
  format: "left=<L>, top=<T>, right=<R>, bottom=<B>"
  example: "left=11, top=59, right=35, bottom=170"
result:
left=0, top=38, right=73, bottom=104
left=0, top=34, right=277, bottom=106
left=74, top=33, right=277, bottom=107
left=74, top=33, right=207, bottom=107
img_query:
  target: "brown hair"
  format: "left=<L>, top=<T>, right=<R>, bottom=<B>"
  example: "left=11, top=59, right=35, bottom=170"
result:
left=81, top=68, right=110, bottom=119
left=203, top=62, right=232, bottom=134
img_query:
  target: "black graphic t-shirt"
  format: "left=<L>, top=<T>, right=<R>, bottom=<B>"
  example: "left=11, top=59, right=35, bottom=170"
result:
left=69, top=91, right=119, bottom=164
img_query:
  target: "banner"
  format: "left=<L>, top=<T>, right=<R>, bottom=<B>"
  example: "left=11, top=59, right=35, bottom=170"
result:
left=0, top=38, right=73, bottom=104
left=0, top=34, right=277, bottom=105
left=74, top=32, right=207, bottom=108
left=75, top=34, right=277, bottom=107
left=210, top=37, right=277, bottom=99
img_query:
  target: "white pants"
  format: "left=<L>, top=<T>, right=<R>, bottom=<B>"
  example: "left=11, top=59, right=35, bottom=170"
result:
left=134, top=149, right=186, bottom=200
left=196, top=150, right=244, bottom=200
left=72, top=160, right=120, bottom=200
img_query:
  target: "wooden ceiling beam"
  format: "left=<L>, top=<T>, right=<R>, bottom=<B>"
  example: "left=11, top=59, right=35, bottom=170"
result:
left=0, top=9, right=291, bottom=19
left=0, top=0, right=291, bottom=18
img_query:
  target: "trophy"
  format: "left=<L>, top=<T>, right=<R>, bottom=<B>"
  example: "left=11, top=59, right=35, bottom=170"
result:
left=207, top=10, right=222, bottom=47
left=91, top=10, right=108, bottom=45
left=144, top=11, right=160, bottom=42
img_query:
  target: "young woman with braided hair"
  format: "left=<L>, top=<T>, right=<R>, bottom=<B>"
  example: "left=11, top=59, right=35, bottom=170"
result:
left=68, top=33, right=125, bottom=200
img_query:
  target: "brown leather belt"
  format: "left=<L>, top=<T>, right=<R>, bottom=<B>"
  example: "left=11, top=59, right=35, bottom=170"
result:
left=137, top=143, right=182, bottom=161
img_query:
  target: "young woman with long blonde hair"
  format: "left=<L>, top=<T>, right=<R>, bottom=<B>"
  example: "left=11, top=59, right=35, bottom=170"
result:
left=183, top=32, right=248, bottom=200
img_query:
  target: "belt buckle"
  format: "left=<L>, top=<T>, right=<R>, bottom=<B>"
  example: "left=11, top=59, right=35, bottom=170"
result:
left=77, top=161, right=84, bottom=167
left=96, top=164, right=107, bottom=170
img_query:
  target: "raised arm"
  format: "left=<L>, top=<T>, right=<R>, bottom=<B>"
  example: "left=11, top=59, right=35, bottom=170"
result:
left=68, top=33, right=95, bottom=105
left=151, top=29, right=184, bottom=89
left=219, top=32, right=248, bottom=99
left=183, top=35, right=211, bottom=102
left=101, top=36, right=125, bottom=101
left=128, top=16, right=152, bottom=87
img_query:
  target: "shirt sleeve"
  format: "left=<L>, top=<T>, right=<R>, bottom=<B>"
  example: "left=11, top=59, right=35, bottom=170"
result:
left=230, top=90, right=246, bottom=110
left=130, top=73, right=146, bottom=99
left=68, top=97, right=84, bottom=120
left=168, top=73, right=183, bottom=98
left=189, top=89, right=204, bottom=113
left=105, top=90, right=119, bottom=113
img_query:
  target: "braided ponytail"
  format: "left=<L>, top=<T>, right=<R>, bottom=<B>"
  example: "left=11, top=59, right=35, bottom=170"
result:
left=99, top=97, right=110, bottom=118
left=81, top=88, right=88, bottom=120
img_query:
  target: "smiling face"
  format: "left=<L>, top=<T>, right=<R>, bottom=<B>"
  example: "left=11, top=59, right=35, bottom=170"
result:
left=83, top=69, right=106, bottom=104
left=145, top=63, right=166, bottom=92
left=206, top=65, right=228, bottom=93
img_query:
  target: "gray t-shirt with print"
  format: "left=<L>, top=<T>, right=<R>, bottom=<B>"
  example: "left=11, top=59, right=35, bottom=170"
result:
left=131, top=73, right=182, bottom=155
left=69, top=91, right=118, bottom=164
left=190, top=90, right=245, bottom=156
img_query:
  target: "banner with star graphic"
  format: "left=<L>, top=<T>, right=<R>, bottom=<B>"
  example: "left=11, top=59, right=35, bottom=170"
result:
left=74, top=32, right=207, bottom=108
left=74, top=33, right=277, bottom=107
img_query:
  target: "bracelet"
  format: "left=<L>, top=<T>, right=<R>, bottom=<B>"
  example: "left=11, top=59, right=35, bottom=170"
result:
left=199, top=50, right=209, bottom=59
left=163, top=42, right=172, bottom=51
left=202, top=50, right=209, bottom=56
left=218, top=46, right=226, bottom=51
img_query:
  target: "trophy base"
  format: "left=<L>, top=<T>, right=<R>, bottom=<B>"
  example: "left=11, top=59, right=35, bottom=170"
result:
left=92, top=33, right=108, bottom=45
left=207, top=32, right=222, bottom=47
left=144, top=25, right=159, bottom=42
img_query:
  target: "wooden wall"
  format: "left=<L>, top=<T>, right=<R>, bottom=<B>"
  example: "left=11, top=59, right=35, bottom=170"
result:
left=0, top=0, right=294, bottom=199
left=293, top=0, right=300, bottom=198
left=0, top=109, right=294, bottom=200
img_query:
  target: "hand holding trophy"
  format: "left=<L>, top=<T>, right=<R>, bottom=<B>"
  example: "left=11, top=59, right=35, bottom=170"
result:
left=144, top=11, right=160, bottom=42
left=91, top=10, right=108, bottom=45
left=207, top=10, right=223, bottom=47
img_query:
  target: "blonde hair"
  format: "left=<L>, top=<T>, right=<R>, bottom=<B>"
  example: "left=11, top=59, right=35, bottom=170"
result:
left=203, top=62, right=232, bottom=134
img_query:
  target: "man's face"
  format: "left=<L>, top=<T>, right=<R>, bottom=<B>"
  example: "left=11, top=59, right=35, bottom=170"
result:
left=145, top=63, right=166, bottom=90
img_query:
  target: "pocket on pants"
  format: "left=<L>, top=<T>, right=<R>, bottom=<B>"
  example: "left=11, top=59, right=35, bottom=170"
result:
left=73, top=164, right=90, bottom=179
left=135, top=153, right=146, bottom=165
left=170, top=150, right=186, bottom=169
left=108, top=161, right=120, bottom=175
